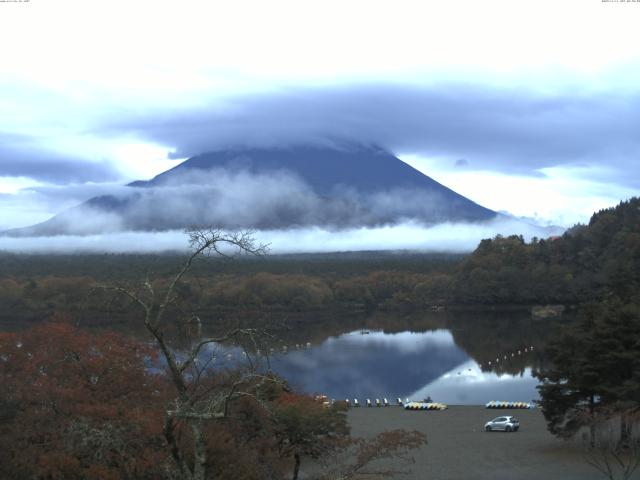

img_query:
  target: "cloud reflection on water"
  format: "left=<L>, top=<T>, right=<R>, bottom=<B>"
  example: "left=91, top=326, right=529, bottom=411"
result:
left=269, top=329, right=468, bottom=401
left=410, top=360, right=540, bottom=405
left=199, top=328, right=541, bottom=405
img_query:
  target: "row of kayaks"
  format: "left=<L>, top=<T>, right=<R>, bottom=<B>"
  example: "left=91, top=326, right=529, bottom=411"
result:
left=486, top=401, right=535, bottom=409
left=404, top=402, right=448, bottom=410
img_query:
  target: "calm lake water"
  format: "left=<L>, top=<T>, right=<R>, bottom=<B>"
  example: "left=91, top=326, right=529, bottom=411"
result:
left=203, top=310, right=550, bottom=405
left=268, top=329, right=541, bottom=405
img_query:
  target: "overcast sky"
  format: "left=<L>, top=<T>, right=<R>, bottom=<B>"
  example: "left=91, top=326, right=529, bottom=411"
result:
left=1, top=0, right=639, bottom=231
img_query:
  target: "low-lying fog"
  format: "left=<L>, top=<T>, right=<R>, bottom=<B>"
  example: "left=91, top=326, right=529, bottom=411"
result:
left=0, top=217, right=562, bottom=254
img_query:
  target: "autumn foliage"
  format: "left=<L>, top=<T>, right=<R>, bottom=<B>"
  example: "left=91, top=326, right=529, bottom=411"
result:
left=0, top=322, right=168, bottom=479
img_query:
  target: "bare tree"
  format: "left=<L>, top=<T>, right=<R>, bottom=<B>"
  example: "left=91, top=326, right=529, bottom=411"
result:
left=98, top=228, right=272, bottom=480
left=579, top=409, right=640, bottom=480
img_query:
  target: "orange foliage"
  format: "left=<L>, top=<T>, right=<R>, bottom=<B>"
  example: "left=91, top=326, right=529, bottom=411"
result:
left=0, top=322, right=169, bottom=479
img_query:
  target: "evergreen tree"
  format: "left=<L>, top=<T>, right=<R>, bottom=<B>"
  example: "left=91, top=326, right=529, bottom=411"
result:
left=535, top=299, right=640, bottom=440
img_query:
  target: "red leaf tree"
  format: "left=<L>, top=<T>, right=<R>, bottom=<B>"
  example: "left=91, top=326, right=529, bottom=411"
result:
left=0, top=322, right=169, bottom=479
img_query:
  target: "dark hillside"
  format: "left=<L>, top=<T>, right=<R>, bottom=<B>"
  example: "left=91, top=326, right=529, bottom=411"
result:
left=450, top=197, right=640, bottom=305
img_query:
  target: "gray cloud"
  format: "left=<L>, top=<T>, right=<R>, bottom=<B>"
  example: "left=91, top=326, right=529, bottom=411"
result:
left=0, top=133, right=119, bottom=183
left=102, top=84, right=640, bottom=186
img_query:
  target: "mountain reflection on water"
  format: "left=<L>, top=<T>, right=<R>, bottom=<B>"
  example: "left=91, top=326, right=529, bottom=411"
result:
left=171, top=310, right=551, bottom=406
left=266, top=329, right=541, bottom=405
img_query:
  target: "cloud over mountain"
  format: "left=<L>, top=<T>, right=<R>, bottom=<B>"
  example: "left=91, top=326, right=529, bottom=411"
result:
left=103, top=84, right=640, bottom=187
left=5, top=145, right=496, bottom=237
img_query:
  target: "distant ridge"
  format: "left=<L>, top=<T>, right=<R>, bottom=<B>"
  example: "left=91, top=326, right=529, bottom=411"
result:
left=4, top=144, right=496, bottom=236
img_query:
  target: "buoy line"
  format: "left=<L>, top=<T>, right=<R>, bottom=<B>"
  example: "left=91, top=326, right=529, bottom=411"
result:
left=485, top=400, right=535, bottom=409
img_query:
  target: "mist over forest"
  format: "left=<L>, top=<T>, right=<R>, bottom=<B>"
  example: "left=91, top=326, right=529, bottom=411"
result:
left=0, top=217, right=563, bottom=254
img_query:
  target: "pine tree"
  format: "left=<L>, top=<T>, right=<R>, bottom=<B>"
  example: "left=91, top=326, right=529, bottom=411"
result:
left=535, top=299, right=640, bottom=441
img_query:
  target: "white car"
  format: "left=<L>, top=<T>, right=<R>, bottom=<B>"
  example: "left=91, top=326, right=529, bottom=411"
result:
left=484, top=416, right=519, bottom=432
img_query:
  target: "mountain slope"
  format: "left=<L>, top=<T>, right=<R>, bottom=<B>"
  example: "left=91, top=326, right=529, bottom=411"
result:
left=5, top=145, right=496, bottom=236
left=135, top=146, right=472, bottom=195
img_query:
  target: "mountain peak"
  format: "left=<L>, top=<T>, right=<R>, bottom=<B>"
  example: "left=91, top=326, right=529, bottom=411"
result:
left=5, top=145, right=495, bottom=237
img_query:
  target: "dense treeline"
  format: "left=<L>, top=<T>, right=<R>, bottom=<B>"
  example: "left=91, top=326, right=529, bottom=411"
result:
left=451, top=197, right=640, bottom=305
left=0, top=254, right=462, bottom=324
left=0, top=251, right=463, bottom=279
left=0, top=270, right=445, bottom=326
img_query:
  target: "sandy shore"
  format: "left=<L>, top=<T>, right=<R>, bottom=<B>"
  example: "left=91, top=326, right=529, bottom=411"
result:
left=346, top=405, right=636, bottom=480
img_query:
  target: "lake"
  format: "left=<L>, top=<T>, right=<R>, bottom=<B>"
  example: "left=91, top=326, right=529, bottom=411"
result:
left=202, top=310, right=550, bottom=405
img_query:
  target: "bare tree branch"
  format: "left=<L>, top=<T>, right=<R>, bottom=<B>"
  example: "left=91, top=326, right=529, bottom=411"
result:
left=96, top=227, right=270, bottom=480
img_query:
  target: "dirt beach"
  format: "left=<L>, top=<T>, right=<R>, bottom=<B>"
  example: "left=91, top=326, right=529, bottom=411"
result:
left=346, top=405, right=638, bottom=480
